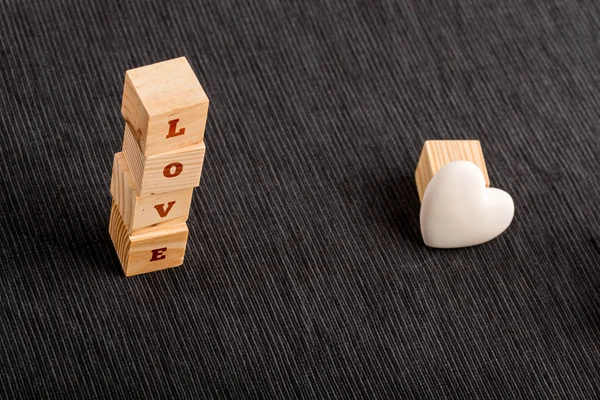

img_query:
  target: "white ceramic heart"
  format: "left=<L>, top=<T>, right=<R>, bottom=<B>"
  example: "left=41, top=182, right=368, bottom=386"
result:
left=420, top=160, right=514, bottom=248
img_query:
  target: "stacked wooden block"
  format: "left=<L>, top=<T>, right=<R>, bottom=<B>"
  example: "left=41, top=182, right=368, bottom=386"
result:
left=109, top=57, right=209, bottom=276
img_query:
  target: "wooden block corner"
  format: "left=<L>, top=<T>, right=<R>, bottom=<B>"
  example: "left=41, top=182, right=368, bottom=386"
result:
left=415, top=140, right=490, bottom=202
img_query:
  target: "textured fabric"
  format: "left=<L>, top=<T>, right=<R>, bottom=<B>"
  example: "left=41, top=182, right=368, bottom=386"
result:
left=1, top=0, right=600, bottom=398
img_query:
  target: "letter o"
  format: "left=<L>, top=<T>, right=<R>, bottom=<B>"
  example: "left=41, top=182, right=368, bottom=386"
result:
left=163, top=162, right=183, bottom=178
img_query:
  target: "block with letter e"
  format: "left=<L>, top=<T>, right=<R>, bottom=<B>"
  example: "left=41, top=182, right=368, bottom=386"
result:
left=121, top=56, right=209, bottom=157
left=109, top=202, right=189, bottom=276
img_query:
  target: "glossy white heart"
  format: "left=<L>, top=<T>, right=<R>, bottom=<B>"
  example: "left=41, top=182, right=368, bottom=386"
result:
left=420, top=161, right=514, bottom=248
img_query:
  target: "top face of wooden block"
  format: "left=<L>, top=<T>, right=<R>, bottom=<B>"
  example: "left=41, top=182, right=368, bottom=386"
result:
left=121, top=57, right=210, bottom=157
left=415, top=140, right=490, bottom=202
left=125, top=57, right=208, bottom=115
left=423, top=140, right=489, bottom=178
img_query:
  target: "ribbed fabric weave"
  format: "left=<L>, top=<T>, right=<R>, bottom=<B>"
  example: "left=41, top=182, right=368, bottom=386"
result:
left=1, top=0, right=599, bottom=398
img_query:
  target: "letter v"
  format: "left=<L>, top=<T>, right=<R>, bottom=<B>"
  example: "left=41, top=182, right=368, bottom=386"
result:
left=154, top=201, right=176, bottom=218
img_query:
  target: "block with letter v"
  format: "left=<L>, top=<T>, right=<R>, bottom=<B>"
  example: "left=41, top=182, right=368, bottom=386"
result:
left=110, top=152, right=193, bottom=234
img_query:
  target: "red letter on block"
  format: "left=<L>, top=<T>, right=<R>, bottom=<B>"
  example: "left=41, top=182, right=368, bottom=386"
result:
left=150, top=247, right=167, bottom=262
left=154, top=201, right=176, bottom=218
left=166, top=119, right=185, bottom=138
left=163, top=162, right=183, bottom=178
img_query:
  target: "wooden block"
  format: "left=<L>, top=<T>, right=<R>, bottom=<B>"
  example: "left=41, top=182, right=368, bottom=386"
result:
left=121, top=56, right=209, bottom=157
left=415, top=140, right=490, bottom=202
left=110, top=152, right=194, bottom=234
left=109, top=201, right=189, bottom=276
left=122, top=123, right=206, bottom=196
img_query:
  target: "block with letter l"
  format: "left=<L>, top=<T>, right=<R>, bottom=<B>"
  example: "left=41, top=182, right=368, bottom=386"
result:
left=121, top=56, right=209, bottom=157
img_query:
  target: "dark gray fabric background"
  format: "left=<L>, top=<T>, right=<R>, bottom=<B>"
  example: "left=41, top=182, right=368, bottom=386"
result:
left=1, top=0, right=599, bottom=398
